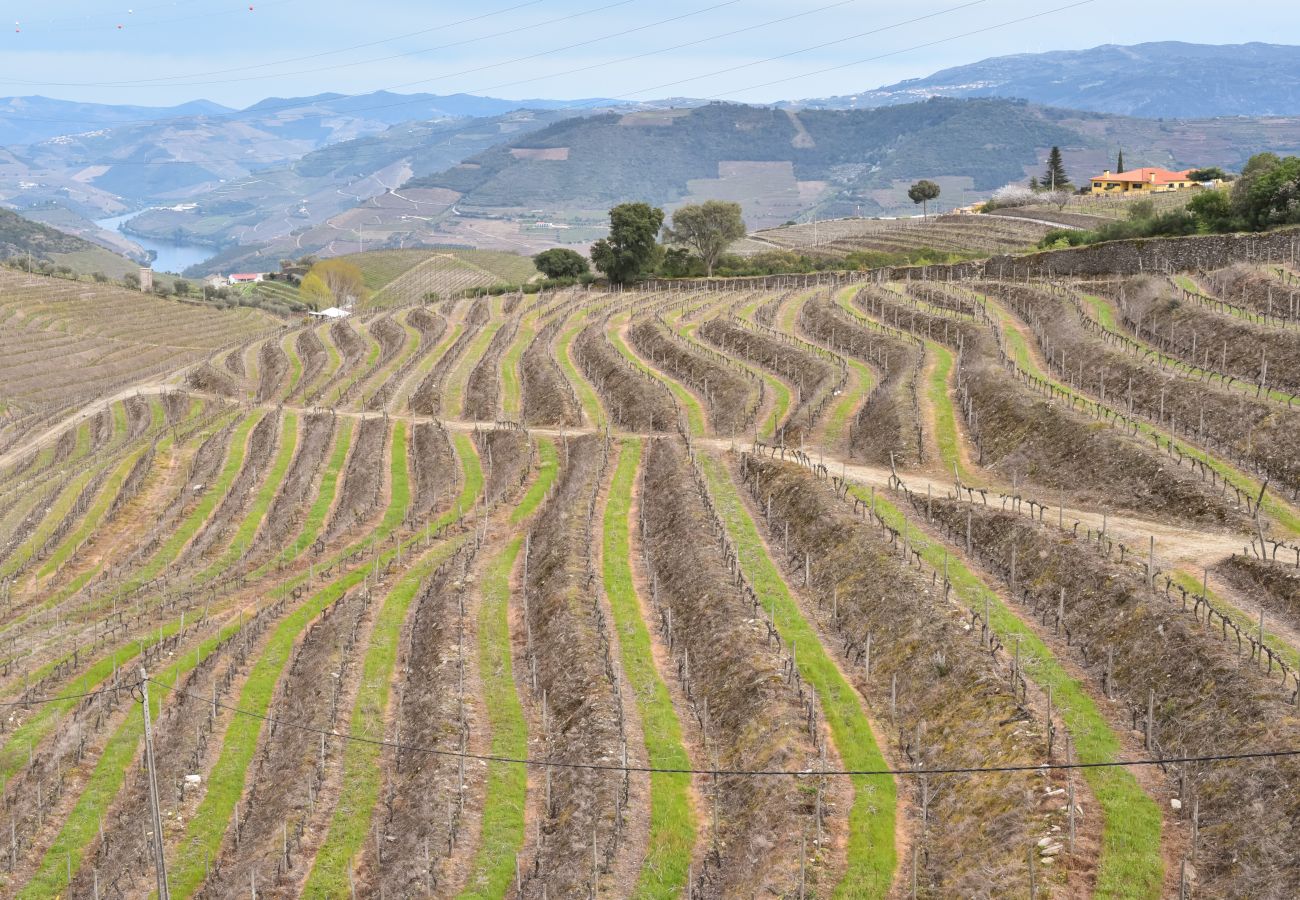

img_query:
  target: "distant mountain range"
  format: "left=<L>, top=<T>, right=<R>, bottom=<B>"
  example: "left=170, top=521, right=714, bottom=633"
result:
left=5, top=41, right=1300, bottom=273
left=793, top=42, right=1300, bottom=118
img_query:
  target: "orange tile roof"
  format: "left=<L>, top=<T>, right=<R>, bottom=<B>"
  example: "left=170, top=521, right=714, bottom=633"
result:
left=1091, top=168, right=1193, bottom=185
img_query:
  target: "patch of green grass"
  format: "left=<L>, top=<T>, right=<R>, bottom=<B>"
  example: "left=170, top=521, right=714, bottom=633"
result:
left=460, top=439, right=558, bottom=900
left=700, top=455, right=896, bottom=898
left=282, top=331, right=305, bottom=398
left=300, top=323, right=344, bottom=401
left=269, top=416, right=355, bottom=570
left=603, top=440, right=696, bottom=898
left=923, top=339, right=966, bottom=480
left=823, top=358, right=876, bottom=449
left=362, top=312, right=423, bottom=408
left=1170, top=569, right=1300, bottom=672
left=500, top=309, right=541, bottom=419
left=853, top=483, right=1164, bottom=898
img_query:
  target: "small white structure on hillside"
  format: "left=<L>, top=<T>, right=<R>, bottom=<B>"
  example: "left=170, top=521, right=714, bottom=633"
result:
left=309, top=306, right=351, bottom=319
left=228, top=272, right=263, bottom=285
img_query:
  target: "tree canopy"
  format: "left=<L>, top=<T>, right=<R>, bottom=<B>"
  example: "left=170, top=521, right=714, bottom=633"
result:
left=533, top=248, right=590, bottom=280
left=303, top=259, right=368, bottom=308
left=907, top=180, right=941, bottom=218
left=1042, top=146, right=1071, bottom=191
left=662, top=200, right=747, bottom=277
left=590, top=202, right=664, bottom=285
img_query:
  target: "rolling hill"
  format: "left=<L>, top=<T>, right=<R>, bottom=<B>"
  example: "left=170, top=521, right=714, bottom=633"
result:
left=0, top=207, right=140, bottom=278
left=795, top=42, right=1300, bottom=118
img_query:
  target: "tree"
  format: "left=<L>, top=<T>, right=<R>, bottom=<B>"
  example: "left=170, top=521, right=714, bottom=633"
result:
left=533, top=248, right=590, bottom=280
left=1042, top=146, right=1071, bottom=192
left=590, top=202, right=664, bottom=285
left=1235, top=155, right=1300, bottom=230
left=1116, top=148, right=1125, bottom=173
left=1187, top=167, right=1228, bottom=183
left=661, top=200, right=747, bottom=277
left=907, top=180, right=941, bottom=219
left=1187, top=189, right=1235, bottom=231
left=123, top=272, right=140, bottom=290
left=173, top=279, right=191, bottom=296
left=305, top=259, right=368, bottom=307
left=299, top=271, right=332, bottom=309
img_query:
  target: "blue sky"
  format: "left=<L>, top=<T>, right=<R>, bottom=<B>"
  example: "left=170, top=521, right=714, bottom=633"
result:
left=1, top=0, right=1298, bottom=108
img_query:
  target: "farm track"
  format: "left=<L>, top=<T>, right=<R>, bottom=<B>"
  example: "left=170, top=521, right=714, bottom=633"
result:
left=4, top=264, right=1298, bottom=897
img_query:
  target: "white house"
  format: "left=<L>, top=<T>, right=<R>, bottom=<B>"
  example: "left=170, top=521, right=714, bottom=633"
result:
left=228, top=272, right=264, bottom=285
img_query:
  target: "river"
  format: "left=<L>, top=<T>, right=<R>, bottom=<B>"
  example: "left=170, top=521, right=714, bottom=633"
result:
left=94, top=212, right=217, bottom=275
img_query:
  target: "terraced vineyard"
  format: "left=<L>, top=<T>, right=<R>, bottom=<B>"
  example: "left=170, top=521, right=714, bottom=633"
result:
left=3, top=255, right=1300, bottom=899
left=738, top=214, right=1052, bottom=260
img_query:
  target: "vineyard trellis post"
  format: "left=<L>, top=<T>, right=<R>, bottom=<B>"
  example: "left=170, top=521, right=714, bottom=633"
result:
left=139, top=668, right=170, bottom=900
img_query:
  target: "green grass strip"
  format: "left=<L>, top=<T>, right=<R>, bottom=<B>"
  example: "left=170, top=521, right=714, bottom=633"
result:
left=362, top=312, right=423, bottom=408
left=192, top=412, right=299, bottom=584
left=673, top=310, right=790, bottom=441
left=301, top=538, right=466, bottom=896
left=18, top=618, right=245, bottom=899
left=282, top=331, right=305, bottom=398
left=923, top=340, right=966, bottom=480
left=603, top=440, right=696, bottom=898
left=983, top=298, right=1300, bottom=536
left=111, top=400, right=129, bottom=440
left=823, top=358, right=876, bottom=449
left=444, top=316, right=505, bottom=419
left=850, top=483, right=1164, bottom=898
left=459, top=439, right=559, bottom=900
left=607, top=313, right=705, bottom=438
left=556, top=312, right=607, bottom=429
left=699, top=455, right=895, bottom=898
left=500, top=313, right=539, bottom=419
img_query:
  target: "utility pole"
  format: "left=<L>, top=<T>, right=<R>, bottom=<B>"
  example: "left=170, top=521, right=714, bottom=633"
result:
left=140, top=668, right=170, bottom=900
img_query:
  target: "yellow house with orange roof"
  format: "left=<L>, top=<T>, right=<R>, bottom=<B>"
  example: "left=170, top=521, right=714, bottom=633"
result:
left=1090, top=167, right=1198, bottom=194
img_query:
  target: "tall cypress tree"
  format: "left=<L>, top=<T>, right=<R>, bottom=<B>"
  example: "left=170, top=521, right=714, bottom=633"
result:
left=1116, top=148, right=1125, bottom=173
left=1042, top=146, right=1071, bottom=191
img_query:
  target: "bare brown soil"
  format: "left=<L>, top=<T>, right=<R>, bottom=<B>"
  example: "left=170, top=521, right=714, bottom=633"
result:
left=1216, top=555, right=1300, bottom=630
left=1091, top=275, right=1300, bottom=396
left=362, top=543, right=480, bottom=897
left=464, top=318, right=515, bottom=423
left=985, top=281, right=1300, bottom=499
left=474, top=427, right=530, bottom=508
left=252, top=412, right=334, bottom=561
left=198, top=588, right=370, bottom=898
left=367, top=307, right=446, bottom=412
left=179, top=410, right=279, bottom=567
left=291, top=328, right=327, bottom=402
left=187, top=361, right=242, bottom=399
left=641, top=438, right=818, bottom=898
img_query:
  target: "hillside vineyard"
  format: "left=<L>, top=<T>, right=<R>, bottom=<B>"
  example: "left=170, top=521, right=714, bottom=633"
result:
left=3, top=253, right=1300, bottom=899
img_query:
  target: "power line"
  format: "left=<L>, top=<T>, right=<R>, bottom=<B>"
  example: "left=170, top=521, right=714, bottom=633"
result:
left=1, top=0, right=548, bottom=85
left=149, top=678, right=1300, bottom=779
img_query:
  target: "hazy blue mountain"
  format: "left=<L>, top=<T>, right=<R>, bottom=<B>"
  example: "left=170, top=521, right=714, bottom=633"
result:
left=0, top=96, right=234, bottom=146
left=793, top=42, right=1300, bottom=118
